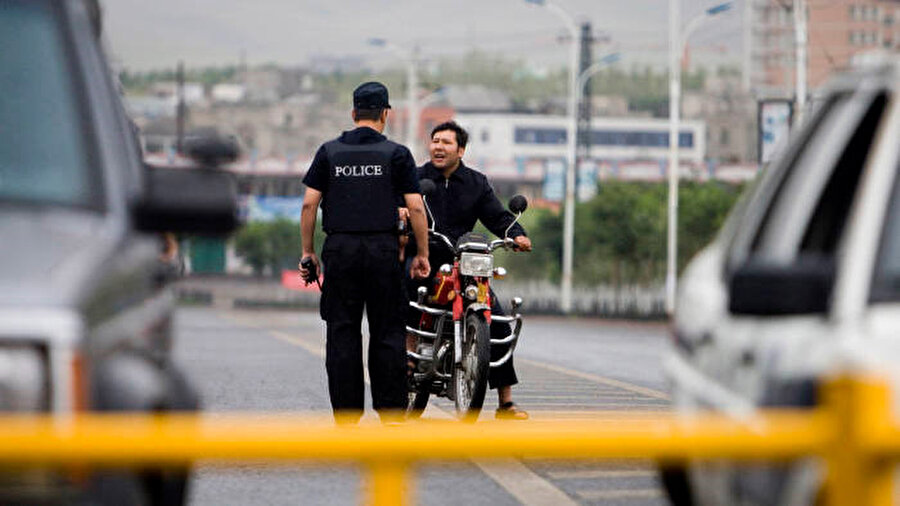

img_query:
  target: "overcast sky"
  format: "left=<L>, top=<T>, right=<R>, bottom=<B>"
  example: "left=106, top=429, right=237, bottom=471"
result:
left=102, top=0, right=745, bottom=73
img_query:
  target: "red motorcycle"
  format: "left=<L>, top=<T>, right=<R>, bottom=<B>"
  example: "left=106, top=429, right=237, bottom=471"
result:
left=406, top=180, right=527, bottom=420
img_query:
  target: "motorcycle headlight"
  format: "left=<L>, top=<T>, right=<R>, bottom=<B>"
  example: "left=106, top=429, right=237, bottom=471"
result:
left=459, top=253, right=493, bottom=277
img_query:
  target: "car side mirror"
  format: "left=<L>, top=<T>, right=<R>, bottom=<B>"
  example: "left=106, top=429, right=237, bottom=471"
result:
left=508, top=195, right=528, bottom=214
left=132, top=166, right=239, bottom=235
left=728, top=255, right=835, bottom=315
left=183, top=136, right=240, bottom=167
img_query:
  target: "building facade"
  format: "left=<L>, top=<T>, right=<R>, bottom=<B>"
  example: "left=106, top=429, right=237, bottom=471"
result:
left=751, top=0, right=900, bottom=96
left=454, top=113, right=707, bottom=168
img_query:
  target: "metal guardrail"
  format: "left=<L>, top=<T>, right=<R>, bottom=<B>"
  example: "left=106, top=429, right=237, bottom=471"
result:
left=0, top=376, right=895, bottom=505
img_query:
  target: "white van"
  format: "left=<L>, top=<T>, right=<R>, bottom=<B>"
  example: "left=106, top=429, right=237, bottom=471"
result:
left=663, top=57, right=900, bottom=505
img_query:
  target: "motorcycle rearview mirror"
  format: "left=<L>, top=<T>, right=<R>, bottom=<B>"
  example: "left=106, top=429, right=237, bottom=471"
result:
left=184, top=135, right=240, bottom=168
left=504, top=194, right=528, bottom=240
left=508, top=195, right=528, bottom=214
left=419, top=178, right=437, bottom=196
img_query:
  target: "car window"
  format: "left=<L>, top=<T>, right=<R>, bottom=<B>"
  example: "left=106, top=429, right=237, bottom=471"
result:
left=748, top=90, right=885, bottom=263
left=0, top=0, right=103, bottom=210
left=871, top=165, right=900, bottom=302
left=724, top=93, right=848, bottom=268
left=799, top=93, right=888, bottom=255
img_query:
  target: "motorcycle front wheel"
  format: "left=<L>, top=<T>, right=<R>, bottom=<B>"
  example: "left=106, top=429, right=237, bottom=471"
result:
left=406, top=386, right=430, bottom=419
left=452, top=312, right=490, bottom=421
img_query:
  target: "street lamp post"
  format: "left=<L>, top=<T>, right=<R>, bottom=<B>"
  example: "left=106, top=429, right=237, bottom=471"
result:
left=367, top=38, right=419, bottom=151
left=793, top=0, right=808, bottom=126
left=666, top=1, right=732, bottom=315
left=576, top=53, right=621, bottom=101
left=525, top=0, right=579, bottom=314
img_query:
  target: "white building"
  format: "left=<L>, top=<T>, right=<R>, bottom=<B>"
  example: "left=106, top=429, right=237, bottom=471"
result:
left=454, top=113, right=706, bottom=168
left=211, top=83, right=247, bottom=104
left=451, top=113, right=707, bottom=201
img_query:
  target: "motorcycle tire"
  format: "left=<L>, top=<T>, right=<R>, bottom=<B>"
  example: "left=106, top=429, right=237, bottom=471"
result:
left=659, top=464, right=694, bottom=506
left=452, top=312, right=490, bottom=421
left=406, top=388, right=430, bottom=419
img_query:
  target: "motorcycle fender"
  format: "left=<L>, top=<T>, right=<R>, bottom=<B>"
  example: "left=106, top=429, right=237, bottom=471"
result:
left=465, top=304, right=491, bottom=315
left=458, top=307, right=489, bottom=364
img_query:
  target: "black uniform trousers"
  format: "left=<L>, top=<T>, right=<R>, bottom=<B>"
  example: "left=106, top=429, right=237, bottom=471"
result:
left=488, top=289, right=518, bottom=390
left=320, top=233, right=406, bottom=418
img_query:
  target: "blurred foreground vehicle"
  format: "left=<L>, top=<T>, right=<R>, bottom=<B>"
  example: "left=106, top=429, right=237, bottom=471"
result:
left=0, top=0, right=237, bottom=503
left=662, top=55, right=900, bottom=506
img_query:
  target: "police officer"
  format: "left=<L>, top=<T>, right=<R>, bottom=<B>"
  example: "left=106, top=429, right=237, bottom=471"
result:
left=299, top=82, right=430, bottom=423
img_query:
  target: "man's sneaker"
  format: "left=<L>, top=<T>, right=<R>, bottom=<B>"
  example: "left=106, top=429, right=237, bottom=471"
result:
left=495, top=402, right=529, bottom=420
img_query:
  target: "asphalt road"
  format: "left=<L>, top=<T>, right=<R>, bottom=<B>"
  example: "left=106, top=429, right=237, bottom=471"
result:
left=172, top=307, right=673, bottom=506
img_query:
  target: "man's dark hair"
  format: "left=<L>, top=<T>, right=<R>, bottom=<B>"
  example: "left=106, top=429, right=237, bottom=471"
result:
left=431, top=121, right=468, bottom=149
left=354, top=108, right=384, bottom=122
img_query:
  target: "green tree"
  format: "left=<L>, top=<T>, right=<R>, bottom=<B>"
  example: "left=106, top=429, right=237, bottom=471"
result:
left=676, top=182, right=743, bottom=269
left=268, top=219, right=303, bottom=272
left=492, top=208, right=563, bottom=283
left=492, top=181, right=744, bottom=286
left=233, top=218, right=327, bottom=277
left=233, top=222, right=271, bottom=276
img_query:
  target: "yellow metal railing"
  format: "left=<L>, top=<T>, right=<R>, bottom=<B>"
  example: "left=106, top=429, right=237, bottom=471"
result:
left=0, top=376, right=896, bottom=505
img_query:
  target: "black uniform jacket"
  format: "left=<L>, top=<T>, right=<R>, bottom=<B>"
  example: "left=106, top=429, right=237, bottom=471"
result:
left=303, top=127, right=419, bottom=200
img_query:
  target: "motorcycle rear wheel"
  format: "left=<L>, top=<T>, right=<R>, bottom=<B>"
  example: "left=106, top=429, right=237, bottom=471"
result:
left=452, top=312, right=490, bottom=421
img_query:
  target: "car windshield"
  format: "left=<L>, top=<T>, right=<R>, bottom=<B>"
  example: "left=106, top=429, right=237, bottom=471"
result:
left=872, top=167, right=900, bottom=302
left=0, top=0, right=103, bottom=210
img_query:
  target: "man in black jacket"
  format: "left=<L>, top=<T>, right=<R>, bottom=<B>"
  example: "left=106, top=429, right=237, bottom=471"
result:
left=410, top=120, right=532, bottom=419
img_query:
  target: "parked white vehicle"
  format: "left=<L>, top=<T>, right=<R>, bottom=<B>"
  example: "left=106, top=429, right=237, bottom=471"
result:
left=0, top=1, right=237, bottom=503
left=662, top=56, right=900, bottom=506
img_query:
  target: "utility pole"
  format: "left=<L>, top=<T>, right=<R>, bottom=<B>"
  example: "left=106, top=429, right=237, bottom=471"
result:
left=666, top=0, right=681, bottom=316
left=576, top=22, right=593, bottom=198
left=406, top=46, right=420, bottom=153
left=176, top=61, right=186, bottom=154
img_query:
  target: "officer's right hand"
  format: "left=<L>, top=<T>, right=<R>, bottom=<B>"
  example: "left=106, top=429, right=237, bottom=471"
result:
left=410, top=254, right=430, bottom=279
left=299, top=254, right=319, bottom=285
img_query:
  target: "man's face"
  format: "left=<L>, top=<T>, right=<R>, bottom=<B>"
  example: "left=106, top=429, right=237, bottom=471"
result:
left=429, top=129, right=465, bottom=170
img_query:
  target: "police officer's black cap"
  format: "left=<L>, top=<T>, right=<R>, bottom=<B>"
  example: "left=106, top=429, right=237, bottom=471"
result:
left=353, top=81, right=392, bottom=110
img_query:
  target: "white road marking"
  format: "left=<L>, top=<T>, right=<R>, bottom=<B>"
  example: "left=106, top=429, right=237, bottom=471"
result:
left=516, top=394, right=663, bottom=400
left=518, top=357, right=670, bottom=401
left=525, top=410, right=668, bottom=420
left=520, top=403, right=667, bottom=410
left=547, top=469, right=656, bottom=480
left=423, top=404, right=578, bottom=506
left=576, top=488, right=663, bottom=500
left=221, top=310, right=664, bottom=505
left=269, top=329, right=325, bottom=358
left=475, top=458, right=580, bottom=506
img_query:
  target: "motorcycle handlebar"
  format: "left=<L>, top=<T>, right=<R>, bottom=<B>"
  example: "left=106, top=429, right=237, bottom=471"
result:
left=429, top=230, right=456, bottom=252
left=428, top=231, right=517, bottom=255
left=490, top=238, right=516, bottom=252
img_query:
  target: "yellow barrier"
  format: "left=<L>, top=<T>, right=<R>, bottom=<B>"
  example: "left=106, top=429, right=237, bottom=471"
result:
left=0, top=376, right=895, bottom=505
